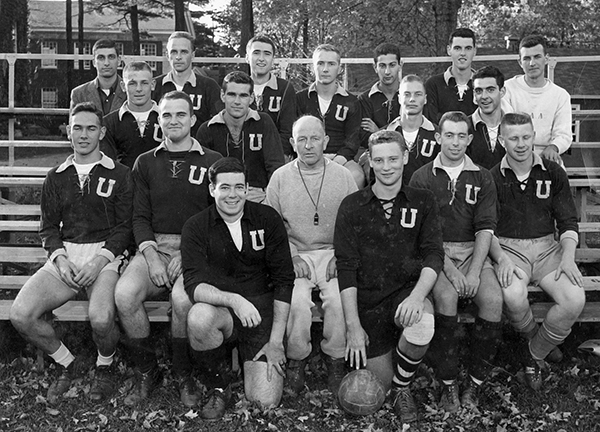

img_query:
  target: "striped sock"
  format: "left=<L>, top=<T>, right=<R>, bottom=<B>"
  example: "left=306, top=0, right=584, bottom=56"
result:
left=530, top=320, right=571, bottom=361
left=392, top=346, right=423, bottom=389
left=510, top=308, right=538, bottom=340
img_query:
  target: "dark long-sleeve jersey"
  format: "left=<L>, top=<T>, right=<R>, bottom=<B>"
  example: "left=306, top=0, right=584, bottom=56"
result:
left=195, top=109, right=285, bottom=189
left=296, top=83, right=361, bottom=162
left=153, top=71, right=224, bottom=136
left=40, top=154, right=133, bottom=260
left=358, top=82, right=400, bottom=148
left=250, top=74, right=297, bottom=157
left=387, top=115, right=439, bottom=183
left=491, top=154, right=578, bottom=239
left=334, top=185, right=444, bottom=311
left=101, top=102, right=162, bottom=169
left=409, top=155, right=497, bottom=242
left=424, top=68, right=476, bottom=125
left=132, top=139, right=222, bottom=246
left=466, top=110, right=506, bottom=170
left=182, top=201, right=295, bottom=304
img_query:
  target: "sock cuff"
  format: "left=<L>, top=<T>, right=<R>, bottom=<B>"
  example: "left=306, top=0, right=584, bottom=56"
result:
left=435, top=313, right=458, bottom=327
left=475, top=316, right=503, bottom=330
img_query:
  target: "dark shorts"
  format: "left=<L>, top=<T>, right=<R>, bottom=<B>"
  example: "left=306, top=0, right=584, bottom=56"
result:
left=359, top=285, right=416, bottom=359
left=225, top=292, right=274, bottom=363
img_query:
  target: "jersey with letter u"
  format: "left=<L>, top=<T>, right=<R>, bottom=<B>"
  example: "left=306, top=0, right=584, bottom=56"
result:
left=400, top=207, right=418, bottom=228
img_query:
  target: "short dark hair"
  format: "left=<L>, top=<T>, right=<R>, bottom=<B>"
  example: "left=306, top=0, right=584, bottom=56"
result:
left=246, top=34, right=276, bottom=55
left=158, top=90, right=194, bottom=115
left=70, top=102, right=104, bottom=126
left=500, top=112, right=534, bottom=135
left=92, top=39, right=117, bottom=55
left=208, top=157, right=247, bottom=185
left=373, top=43, right=401, bottom=64
left=222, top=71, right=254, bottom=94
left=123, top=61, right=153, bottom=76
left=519, top=34, right=547, bottom=55
left=473, top=65, right=505, bottom=89
left=439, top=111, right=470, bottom=134
left=168, top=31, right=195, bottom=51
left=368, top=130, right=406, bottom=153
left=448, top=28, right=476, bottom=46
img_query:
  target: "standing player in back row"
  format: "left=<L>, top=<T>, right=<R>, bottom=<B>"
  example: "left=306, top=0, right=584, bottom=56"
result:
left=490, top=113, right=585, bottom=391
left=153, top=31, right=224, bottom=137
left=410, top=111, right=503, bottom=411
left=246, top=34, right=297, bottom=160
left=296, top=44, right=364, bottom=187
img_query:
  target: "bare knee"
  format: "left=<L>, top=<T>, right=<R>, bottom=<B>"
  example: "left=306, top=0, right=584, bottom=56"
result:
left=89, top=306, right=116, bottom=336
left=187, top=303, right=216, bottom=340
left=558, top=286, right=586, bottom=319
left=114, top=279, right=145, bottom=314
left=502, top=281, right=529, bottom=310
left=9, top=302, right=34, bottom=333
left=171, top=289, right=192, bottom=321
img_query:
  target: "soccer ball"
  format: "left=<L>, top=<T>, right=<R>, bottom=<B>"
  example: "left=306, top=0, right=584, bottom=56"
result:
left=338, top=369, right=386, bottom=416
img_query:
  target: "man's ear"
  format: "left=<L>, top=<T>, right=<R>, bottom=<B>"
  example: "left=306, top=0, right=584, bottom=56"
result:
left=209, top=182, right=215, bottom=197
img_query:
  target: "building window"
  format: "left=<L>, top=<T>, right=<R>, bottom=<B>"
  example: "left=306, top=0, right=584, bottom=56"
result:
left=140, top=43, right=157, bottom=70
left=73, top=42, right=91, bottom=70
left=41, top=41, right=57, bottom=68
left=41, top=88, right=58, bottom=108
left=115, top=42, right=125, bottom=69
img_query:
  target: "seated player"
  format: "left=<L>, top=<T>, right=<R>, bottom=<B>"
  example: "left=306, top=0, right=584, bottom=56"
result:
left=335, top=130, right=444, bottom=423
left=10, top=102, right=133, bottom=403
left=490, top=113, right=585, bottom=390
left=114, top=91, right=222, bottom=407
left=182, top=157, right=295, bottom=419
left=266, top=115, right=357, bottom=395
left=196, top=71, right=285, bottom=203
left=410, top=111, right=503, bottom=411
left=102, top=61, right=162, bottom=168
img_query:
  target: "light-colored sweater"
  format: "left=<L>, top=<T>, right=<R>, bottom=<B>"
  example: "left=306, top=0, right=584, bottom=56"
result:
left=266, top=159, right=357, bottom=256
left=503, top=75, right=572, bottom=154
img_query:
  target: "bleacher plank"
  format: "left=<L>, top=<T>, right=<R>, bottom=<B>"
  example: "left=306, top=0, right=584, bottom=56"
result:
left=0, top=178, right=44, bottom=187
left=0, top=247, right=46, bottom=263
left=0, top=221, right=39, bottom=232
left=0, top=205, right=41, bottom=216
left=0, top=167, right=51, bottom=176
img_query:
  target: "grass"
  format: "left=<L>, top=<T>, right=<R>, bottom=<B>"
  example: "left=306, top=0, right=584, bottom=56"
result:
left=1, top=321, right=599, bottom=432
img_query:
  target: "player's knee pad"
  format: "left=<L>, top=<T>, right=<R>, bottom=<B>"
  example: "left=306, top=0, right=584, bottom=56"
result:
left=402, top=312, right=435, bottom=346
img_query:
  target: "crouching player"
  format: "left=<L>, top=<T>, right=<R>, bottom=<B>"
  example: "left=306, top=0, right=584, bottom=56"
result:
left=10, top=102, right=133, bottom=403
left=491, top=113, right=585, bottom=390
left=410, top=111, right=503, bottom=411
left=181, top=158, right=295, bottom=419
left=335, top=130, right=444, bottom=423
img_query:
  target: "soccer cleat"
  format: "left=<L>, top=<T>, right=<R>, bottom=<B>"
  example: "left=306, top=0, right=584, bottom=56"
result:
left=392, top=386, right=418, bottom=423
left=47, top=363, right=74, bottom=404
left=286, top=357, right=308, bottom=396
left=460, top=379, right=480, bottom=409
left=439, top=382, right=460, bottom=413
left=524, top=362, right=543, bottom=391
left=89, top=364, right=116, bottom=401
left=201, top=385, right=232, bottom=420
left=324, top=356, right=347, bottom=395
left=124, top=366, right=162, bottom=406
left=176, top=373, right=201, bottom=408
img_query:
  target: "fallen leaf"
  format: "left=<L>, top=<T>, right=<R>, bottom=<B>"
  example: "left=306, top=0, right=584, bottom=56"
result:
left=98, top=414, right=108, bottom=426
left=46, top=408, right=60, bottom=416
left=184, top=410, right=198, bottom=419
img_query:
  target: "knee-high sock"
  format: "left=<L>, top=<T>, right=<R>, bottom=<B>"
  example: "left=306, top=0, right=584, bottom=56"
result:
left=191, top=344, right=230, bottom=390
left=469, top=317, right=502, bottom=383
left=510, top=308, right=538, bottom=340
left=432, top=314, right=459, bottom=382
left=530, top=320, right=571, bottom=361
left=129, top=337, right=156, bottom=372
left=392, top=346, right=424, bottom=389
left=172, top=337, right=191, bottom=376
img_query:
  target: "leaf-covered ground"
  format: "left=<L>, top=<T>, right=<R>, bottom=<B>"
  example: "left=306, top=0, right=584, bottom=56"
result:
left=1, top=321, right=599, bottom=432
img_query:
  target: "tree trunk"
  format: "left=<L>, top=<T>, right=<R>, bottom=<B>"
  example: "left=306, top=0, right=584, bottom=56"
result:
left=131, top=4, right=140, bottom=55
left=78, top=0, right=84, bottom=73
left=431, top=0, right=463, bottom=55
left=66, top=0, right=73, bottom=94
left=240, top=0, right=254, bottom=56
left=174, top=0, right=186, bottom=31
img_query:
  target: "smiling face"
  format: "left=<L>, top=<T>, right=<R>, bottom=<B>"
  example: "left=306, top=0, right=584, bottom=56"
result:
left=159, top=98, right=196, bottom=143
left=246, top=41, right=274, bottom=78
left=447, top=36, right=476, bottom=71
left=167, top=37, right=194, bottom=73
left=93, top=48, right=119, bottom=79
left=123, top=69, right=155, bottom=109
left=473, top=76, right=504, bottom=115
left=399, top=79, right=426, bottom=116
left=369, top=141, right=408, bottom=187
left=210, top=172, right=248, bottom=221
left=313, top=50, right=341, bottom=86
left=292, top=116, right=329, bottom=168
left=69, top=111, right=105, bottom=160
left=374, top=54, right=400, bottom=87
left=518, top=44, right=548, bottom=81
left=499, top=122, right=536, bottom=164
left=436, top=120, right=472, bottom=167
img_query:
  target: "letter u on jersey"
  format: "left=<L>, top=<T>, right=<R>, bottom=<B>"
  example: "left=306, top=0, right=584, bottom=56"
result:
left=96, top=177, right=116, bottom=197
left=335, top=105, right=349, bottom=121
left=420, top=139, right=435, bottom=157
left=250, top=229, right=265, bottom=250
left=188, top=165, right=207, bottom=184
left=249, top=134, right=263, bottom=151
left=536, top=180, right=551, bottom=199
left=465, top=184, right=481, bottom=204
left=191, top=94, right=203, bottom=110
left=400, top=208, right=417, bottom=228
left=268, top=96, right=281, bottom=112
